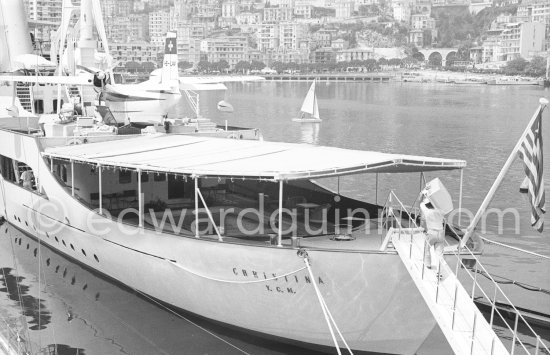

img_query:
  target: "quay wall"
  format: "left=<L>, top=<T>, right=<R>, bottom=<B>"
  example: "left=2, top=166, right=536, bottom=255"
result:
left=262, top=73, right=394, bottom=82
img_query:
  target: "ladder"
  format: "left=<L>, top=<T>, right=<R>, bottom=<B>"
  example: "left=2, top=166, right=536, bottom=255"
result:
left=15, top=82, right=34, bottom=113
left=390, top=228, right=509, bottom=355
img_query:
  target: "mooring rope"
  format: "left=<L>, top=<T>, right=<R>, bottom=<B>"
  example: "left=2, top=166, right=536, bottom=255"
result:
left=300, top=249, right=353, bottom=355
left=167, top=260, right=307, bottom=284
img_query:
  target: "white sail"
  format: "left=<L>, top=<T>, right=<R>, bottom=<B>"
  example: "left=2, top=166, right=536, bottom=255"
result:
left=300, top=81, right=319, bottom=118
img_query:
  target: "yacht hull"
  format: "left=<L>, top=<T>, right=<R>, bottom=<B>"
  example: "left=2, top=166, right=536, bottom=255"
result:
left=0, top=129, right=438, bottom=354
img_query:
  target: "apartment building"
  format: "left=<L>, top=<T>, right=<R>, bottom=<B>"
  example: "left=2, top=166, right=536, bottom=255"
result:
left=279, top=23, right=307, bottom=50
left=392, top=1, right=412, bottom=24
left=335, top=1, right=354, bottom=19
left=263, top=7, right=294, bottom=23
left=201, top=36, right=249, bottom=69
left=518, top=0, right=550, bottom=49
left=294, top=5, right=313, bottom=19
left=409, top=13, right=437, bottom=47
left=236, top=12, right=262, bottom=25
left=111, top=41, right=157, bottom=67
left=25, top=0, right=63, bottom=43
left=222, top=1, right=240, bottom=18
left=257, top=24, right=280, bottom=51
left=177, top=24, right=206, bottom=64
left=499, top=22, right=545, bottom=61
left=101, top=0, right=132, bottom=17
left=336, top=48, right=374, bottom=61
left=149, top=10, right=171, bottom=49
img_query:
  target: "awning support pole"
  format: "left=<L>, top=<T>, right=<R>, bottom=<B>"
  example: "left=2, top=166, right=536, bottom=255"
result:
left=138, top=169, right=143, bottom=228
left=50, top=158, right=53, bottom=173
left=458, top=169, right=463, bottom=227
left=196, top=187, right=223, bottom=241
left=375, top=173, right=378, bottom=205
left=98, top=165, right=102, bottom=215
left=70, top=159, right=74, bottom=197
left=278, top=179, right=283, bottom=247
left=194, top=176, right=199, bottom=238
left=461, top=102, right=547, bottom=248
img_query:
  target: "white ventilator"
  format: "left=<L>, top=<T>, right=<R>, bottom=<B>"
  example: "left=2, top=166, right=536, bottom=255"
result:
left=422, top=178, right=453, bottom=215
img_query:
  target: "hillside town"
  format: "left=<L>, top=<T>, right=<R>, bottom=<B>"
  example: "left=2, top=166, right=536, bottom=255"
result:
left=23, top=0, right=550, bottom=75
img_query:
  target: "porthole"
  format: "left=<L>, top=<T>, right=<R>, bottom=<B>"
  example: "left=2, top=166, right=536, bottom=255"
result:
left=62, top=240, right=66, bottom=247
left=70, top=244, right=74, bottom=251
left=46, top=232, right=50, bottom=238
left=55, top=236, right=59, bottom=242
left=25, top=221, right=28, bottom=227
left=17, top=217, right=20, bottom=222
left=94, top=254, right=99, bottom=262
left=81, top=249, right=86, bottom=257
left=18, top=239, right=21, bottom=245
left=26, top=244, right=29, bottom=249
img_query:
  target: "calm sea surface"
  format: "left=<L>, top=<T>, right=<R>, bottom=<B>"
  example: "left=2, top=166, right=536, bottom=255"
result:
left=0, top=81, right=549, bottom=354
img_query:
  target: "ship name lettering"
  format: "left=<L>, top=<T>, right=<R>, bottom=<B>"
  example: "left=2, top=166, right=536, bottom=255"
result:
left=232, top=268, right=325, bottom=286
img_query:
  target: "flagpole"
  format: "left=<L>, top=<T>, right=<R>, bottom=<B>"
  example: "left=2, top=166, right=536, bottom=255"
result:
left=460, top=98, right=548, bottom=248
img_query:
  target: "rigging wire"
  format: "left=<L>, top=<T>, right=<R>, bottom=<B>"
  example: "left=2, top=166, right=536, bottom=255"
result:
left=480, top=236, right=550, bottom=261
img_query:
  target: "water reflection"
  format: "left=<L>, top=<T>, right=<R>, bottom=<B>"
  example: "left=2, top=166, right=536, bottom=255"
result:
left=0, top=267, right=51, bottom=331
left=0, top=226, right=319, bottom=354
left=298, top=122, right=320, bottom=144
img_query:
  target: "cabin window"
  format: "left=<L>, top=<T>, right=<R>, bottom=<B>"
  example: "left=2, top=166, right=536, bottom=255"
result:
left=57, top=165, right=68, bottom=183
left=168, top=175, right=185, bottom=199
left=0, top=155, right=17, bottom=183
left=34, top=100, right=44, bottom=114
left=154, top=173, right=166, bottom=182
left=141, top=172, right=149, bottom=183
left=52, top=99, right=64, bottom=113
left=119, top=170, right=132, bottom=184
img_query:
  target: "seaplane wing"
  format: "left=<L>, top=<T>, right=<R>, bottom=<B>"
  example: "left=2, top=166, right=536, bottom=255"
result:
left=178, top=76, right=264, bottom=91
left=0, top=75, right=94, bottom=85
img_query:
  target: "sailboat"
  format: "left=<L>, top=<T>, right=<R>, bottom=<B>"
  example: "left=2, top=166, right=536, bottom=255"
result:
left=292, top=80, right=321, bottom=123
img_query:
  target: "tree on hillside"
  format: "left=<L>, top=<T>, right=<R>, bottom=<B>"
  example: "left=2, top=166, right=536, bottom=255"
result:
left=178, top=61, right=193, bottom=70
left=197, top=60, right=210, bottom=73
left=524, top=56, right=546, bottom=77
left=388, top=58, right=402, bottom=67
left=235, top=61, right=251, bottom=74
left=250, top=60, right=266, bottom=70
left=271, top=61, right=286, bottom=73
left=402, top=56, right=419, bottom=69
left=504, top=57, right=528, bottom=75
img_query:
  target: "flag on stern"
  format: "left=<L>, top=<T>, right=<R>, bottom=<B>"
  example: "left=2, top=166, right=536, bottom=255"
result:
left=518, top=109, right=545, bottom=232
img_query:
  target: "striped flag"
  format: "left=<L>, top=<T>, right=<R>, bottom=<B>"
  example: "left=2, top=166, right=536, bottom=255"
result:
left=518, top=109, right=545, bottom=232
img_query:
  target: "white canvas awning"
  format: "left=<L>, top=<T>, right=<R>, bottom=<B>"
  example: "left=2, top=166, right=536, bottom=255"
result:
left=43, top=134, right=466, bottom=180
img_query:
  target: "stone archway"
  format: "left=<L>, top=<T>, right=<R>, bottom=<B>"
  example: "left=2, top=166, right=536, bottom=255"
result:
left=445, top=51, right=458, bottom=66
left=428, top=52, right=442, bottom=67
left=413, top=52, right=425, bottom=62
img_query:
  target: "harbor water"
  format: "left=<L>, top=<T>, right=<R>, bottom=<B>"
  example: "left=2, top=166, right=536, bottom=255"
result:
left=1, top=81, right=549, bottom=354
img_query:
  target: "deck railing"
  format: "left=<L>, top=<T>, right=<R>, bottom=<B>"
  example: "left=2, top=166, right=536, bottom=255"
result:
left=382, top=190, right=550, bottom=355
